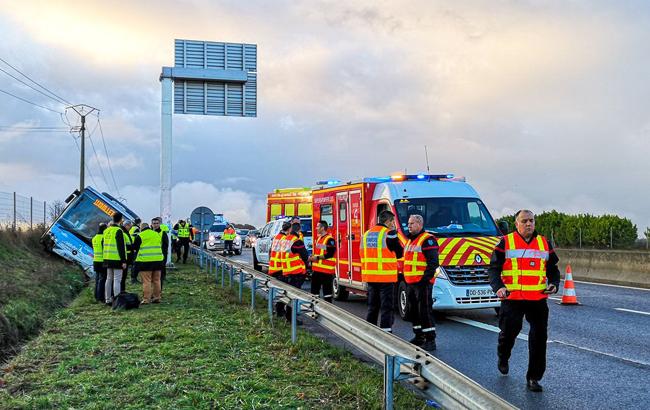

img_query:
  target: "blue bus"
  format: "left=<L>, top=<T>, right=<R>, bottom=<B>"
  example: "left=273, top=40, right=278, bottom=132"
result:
left=41, top=187, right=139, bottom=277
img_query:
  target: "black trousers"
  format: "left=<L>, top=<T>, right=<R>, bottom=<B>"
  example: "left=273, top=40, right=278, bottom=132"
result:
left=131, top=264, right=140, bottom=281
left=223, top=240, right=234, bottom=255
left=407, top=282, right=436, bottom=340
left=94, top=263, right=107, bottom=302
left=310, top=271, right=334, bottom=303
left=498, top=299, right=549, bottom=381
left=120, top=264, right=129, bottom=293
left=176, top=239, right=190, bottom=263
left=366, top=282, right=394, bottom=331
left=284, top=274, right=306, bottom=320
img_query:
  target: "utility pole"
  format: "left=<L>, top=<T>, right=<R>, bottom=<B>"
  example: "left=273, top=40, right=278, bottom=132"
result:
left=67, top=104, right=98, bottom=191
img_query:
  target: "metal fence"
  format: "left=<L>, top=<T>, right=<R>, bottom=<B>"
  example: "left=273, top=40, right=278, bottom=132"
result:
left=0, top=191, right=47, bottom=230
left=191, top=247, right=517, bottom=410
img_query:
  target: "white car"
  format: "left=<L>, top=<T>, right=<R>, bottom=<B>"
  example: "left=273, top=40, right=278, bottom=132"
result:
left=204, top=223, right=242, bottom=255
left=253, top=217, right=312, bottom=271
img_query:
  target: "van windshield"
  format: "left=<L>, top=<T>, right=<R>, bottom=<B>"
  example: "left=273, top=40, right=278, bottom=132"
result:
left=394, top=197, right=498, bottom=237
left=209, top=224, right=227, bottom=233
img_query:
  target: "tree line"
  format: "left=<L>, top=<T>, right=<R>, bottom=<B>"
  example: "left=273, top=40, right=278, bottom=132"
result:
left=496, top=210, right=639, bottom=249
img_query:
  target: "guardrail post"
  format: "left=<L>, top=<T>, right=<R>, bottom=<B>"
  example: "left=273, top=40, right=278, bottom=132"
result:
left=229, top=265, right=235, bottom=288
left=251, top=278, right=258, bottom=310
left=268, top=287, right=276, bottom=320
left=221, top=261, right=225, bottom=287
left=291, top=298, right=299, bottom=343
left=238, top=269, right=244, bottom=303
left=214, top=259, right=219, bottom=286
left=384, top=354, right=395, bottom=410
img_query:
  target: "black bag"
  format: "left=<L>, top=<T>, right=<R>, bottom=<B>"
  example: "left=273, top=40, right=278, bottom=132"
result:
left=112, top=292, right=141, bottom=310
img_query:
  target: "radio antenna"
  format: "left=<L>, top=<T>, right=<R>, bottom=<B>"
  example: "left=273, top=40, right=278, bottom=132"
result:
left=424, top=145, right=431, bottom=174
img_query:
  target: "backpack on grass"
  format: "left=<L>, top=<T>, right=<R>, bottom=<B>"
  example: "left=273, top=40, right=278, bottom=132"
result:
left=112, top=292, right=141, bottom=310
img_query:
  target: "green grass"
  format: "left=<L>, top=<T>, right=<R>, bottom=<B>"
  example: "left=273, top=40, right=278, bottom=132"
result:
left=0, top=229, right=85, bottom=362
left=0, top=260, right=426, bottom=409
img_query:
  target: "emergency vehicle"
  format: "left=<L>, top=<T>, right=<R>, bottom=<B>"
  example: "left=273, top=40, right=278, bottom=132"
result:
left=266, top=187, right=312, bottom=222
left=311, top=174, right=503, bottom=317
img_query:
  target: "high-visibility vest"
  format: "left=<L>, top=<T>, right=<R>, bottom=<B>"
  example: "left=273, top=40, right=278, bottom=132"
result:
left=135, top=229, right=164, bottom=263
left=178, top=225, right=190, bottom=238
left=123, top=228, right=133, bottom=259
left=268, top=232, right=285, bottom=275
left=312, top=234, right=336, bottom=275
left=129, top=226, right=140, bottom=237
left=501, top=232, right=550, bottom=301
left=92, top=234, right=104, bottom=263
left=223, top=228, right=236, bottom=241
left=103, top=226, right=123, bottom=261
left=361, top=225, right=397, bottom=283
left=282, top=234, right=306, bottom=275
left=403, top=232, right=436, bottom=284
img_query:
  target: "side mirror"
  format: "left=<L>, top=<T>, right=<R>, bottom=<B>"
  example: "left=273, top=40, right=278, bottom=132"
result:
left=497, top=221, right=509, bottom=235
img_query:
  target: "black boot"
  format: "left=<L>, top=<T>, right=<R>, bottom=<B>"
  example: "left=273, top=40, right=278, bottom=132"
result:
left=498, top=357, right=509, bottom=375
left=422, top=338, right=436, bottom=352
left=409, top=334, right=425, bottom=346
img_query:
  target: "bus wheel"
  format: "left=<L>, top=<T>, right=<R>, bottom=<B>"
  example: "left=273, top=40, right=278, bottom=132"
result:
left=333, top=278, right=349, bottom=301
left=397, top=281, right=408, bottom=320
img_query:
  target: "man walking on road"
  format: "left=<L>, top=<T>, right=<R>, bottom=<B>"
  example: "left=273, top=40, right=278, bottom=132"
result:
left=488, top=209, right=560, bottom=392
left=361, top=210, right=403, bottom=333
left=403, top=214, right=439, bottom=351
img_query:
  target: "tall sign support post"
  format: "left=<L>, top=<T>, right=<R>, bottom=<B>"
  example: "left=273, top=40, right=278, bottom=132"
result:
left=159, top=39, right=257, bottom=266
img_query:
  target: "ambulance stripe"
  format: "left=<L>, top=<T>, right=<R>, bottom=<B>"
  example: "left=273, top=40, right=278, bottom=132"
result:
left=442, top=239, right=466, bottom=266
left=470, top=236, right=499, bottom=247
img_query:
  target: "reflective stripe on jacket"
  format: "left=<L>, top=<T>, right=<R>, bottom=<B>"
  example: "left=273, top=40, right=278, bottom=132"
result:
left=282, top=234, right=306, bottom=275
left=361, top=225, right=397, bottom=283
left=92, top=234, right=104, bottom=263
left=502, top=232, right=549, bottom=300
left=403, top=232, right=436, bottom=284
left=268, top=232, right=285, bottom=274
left=312, top=234, right=336, bottom=274
left=178, top=225, right=190, bottom=238
left=103, top=226, right=123, bottom=261
left=135, top=229, right=164, bottom=263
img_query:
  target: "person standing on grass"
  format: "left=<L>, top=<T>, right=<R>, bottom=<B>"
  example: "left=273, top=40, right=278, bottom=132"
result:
left=92, top=223, right=108, bottom=303
left=152, top=217, right=170, bottom=288
left=103, top=211, right=127, bottom=305
left=132, top=221, right=164, bottom=304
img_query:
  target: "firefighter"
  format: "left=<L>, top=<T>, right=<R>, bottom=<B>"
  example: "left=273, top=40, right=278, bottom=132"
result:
left=488, top=209, right=560, bottom=392
left=272, top=221, right=292, bottom=317
left=403, top=214, right=439, bottom=351
left=120, top=220, right=134, bottom=292
left=281, top=221, right=310, bottom=321
left=361, top=210, right=403, bottom=332
left=174, top=219, right=192, bottom=263
left=309, top=220, right=337, bottom=303
left=130, top=218, right=142, bottom=284
left=103, top=211, right=127, bottom=305
left=92, top=223, right=108, bottom=303
left=290, top=216, right=304, bottom=241
left=152, top=217, right=170, bottom=287
left=222, top=224, right=237, bottom=256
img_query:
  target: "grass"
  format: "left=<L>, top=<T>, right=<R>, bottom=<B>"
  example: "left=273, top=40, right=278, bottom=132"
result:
left=0, top=229, right=85, bottom=362
left=0, top=259, right=427, bottom=409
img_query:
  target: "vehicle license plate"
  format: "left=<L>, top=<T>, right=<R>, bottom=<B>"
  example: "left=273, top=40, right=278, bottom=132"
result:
left=466, top=288, right=495, bottom=297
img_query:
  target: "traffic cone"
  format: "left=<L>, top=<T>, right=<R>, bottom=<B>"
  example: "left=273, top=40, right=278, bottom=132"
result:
left=560, top=264, right=580, bottom=305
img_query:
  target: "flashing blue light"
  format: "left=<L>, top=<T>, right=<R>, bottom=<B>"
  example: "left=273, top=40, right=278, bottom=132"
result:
left=416, top=174, right=425, bottom=180
left=316, top=179, right=341, bottom=186
left=446, top=174, right=454, bottom=179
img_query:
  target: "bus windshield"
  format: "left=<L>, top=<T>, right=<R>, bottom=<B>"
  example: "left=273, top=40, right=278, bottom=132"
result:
left=394, top=197, right=498, bottom=237
left=58, top=195, right=115, bottom=243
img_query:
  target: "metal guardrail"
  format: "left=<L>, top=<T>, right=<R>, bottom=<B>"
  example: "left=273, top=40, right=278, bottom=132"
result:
left=191, top=247, right=518, bottom=410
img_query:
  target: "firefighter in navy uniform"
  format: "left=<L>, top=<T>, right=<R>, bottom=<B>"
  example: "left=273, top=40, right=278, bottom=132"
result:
left=403, top=214, right=439, bottom=351
left=488, top=209, right=560, bottom=393
left=360, top=210, right=404, bottom=333
left=281, top=221, right=310, bottom=321
left=309, top=220, right=337, bottom=303
left=272, top=221, right=292, bottom=317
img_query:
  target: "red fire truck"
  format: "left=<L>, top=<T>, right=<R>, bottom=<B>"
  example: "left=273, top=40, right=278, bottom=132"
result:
left=266, top=187, right=312, bottom=222
left=311, top=174, right=504, bottom=317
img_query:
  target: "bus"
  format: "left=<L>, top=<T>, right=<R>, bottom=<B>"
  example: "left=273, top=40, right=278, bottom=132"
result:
left=41, top=187, right=139, bottom=277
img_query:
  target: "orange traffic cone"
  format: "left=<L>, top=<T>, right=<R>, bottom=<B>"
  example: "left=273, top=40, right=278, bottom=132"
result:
left=560, top=264, right=580, bottom=305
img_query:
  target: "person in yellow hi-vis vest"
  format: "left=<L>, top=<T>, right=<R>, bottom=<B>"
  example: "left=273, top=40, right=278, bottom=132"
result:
left=132, top=220, right=166, bottom=304
left=174, top=219, right=193, bottom=263
left=360, top=210, right=403, bottom=332
left=103, top=211, right=127, bottom=305
left=488, top=209, right=560, bottom=392
left=93, top=223, right=108, bottom=303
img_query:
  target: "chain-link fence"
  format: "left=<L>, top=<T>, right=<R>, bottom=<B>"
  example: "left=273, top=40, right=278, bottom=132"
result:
left=0, top=191, right=47, bottom=230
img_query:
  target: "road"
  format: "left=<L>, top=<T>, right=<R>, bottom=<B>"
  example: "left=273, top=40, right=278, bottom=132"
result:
left=225, top=248, right=649, bottom=409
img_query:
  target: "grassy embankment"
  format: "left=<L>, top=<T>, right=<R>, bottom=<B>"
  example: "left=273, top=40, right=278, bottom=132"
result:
left=0, top=256, right=426, bottom=408
left=0, top=229, right=84, bottom=363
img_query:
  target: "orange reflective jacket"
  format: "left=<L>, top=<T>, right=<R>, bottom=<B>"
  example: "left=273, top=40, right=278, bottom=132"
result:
left=312, top=234, right=336, bottom=274
left=502, top=232, right=549, bottom=301
left=361, top=225, right=397, bottom=283
left=403, top=232, right=437, bottom=285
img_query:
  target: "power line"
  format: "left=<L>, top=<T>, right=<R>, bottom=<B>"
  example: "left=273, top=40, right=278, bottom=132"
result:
left=86, top=118, right=111, bottom=191
left=0, top=66, right=67, bottom=107
left=70, top=131, right=98, bottom=188
left=0, top=125, right=68, bottom=130
left=97, top=117, right=120, bottom=196
left=0, top=87, right=63, bottom=114
left=0, top=57, right=72, bottom=105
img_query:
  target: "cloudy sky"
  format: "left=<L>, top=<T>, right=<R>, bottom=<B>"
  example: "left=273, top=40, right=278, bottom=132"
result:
left=0, top=0, right=648, bottom=231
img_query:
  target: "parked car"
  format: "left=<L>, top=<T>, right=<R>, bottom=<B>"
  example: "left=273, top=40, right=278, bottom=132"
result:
left=205, top=223, right=242, bottom=255
left=253, top=217, right=312, bottom=271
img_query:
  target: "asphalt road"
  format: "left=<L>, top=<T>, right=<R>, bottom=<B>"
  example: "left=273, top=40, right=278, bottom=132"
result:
left=225, top=248, right=650, bottom=409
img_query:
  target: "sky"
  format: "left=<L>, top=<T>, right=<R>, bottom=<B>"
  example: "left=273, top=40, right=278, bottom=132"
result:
left=0, top=0, right=648, bottom=232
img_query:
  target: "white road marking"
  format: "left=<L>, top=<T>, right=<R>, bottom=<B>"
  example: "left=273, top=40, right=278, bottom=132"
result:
left=550, top=340, right=650, bottom=367
left=572, top=280, right=650, bottom=291
left=614, top=308, right=650, bottom=316
left=447, top=316, right=528, bottom=341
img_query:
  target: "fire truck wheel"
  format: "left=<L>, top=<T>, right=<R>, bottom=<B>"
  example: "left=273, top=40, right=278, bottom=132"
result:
left=333, top=278, right=349, bottom=301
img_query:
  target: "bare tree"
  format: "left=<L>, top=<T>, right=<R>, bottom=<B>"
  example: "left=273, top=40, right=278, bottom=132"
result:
left=48, top=200, right=65, bottom=223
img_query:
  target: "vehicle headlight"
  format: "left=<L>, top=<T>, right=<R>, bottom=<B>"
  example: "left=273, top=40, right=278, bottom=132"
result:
left=435, top=267, right=448, bottom=280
